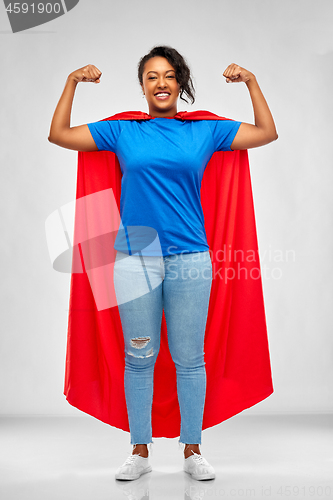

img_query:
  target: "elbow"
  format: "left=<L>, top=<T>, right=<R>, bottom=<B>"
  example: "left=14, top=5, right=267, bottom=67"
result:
left=48, top=128, right=72, bottom=147
left=48, top=130, right=56, bottom=144
left=266, top=131, right=278, bottom=144
left=272, top=126, right=279, bottom=141
left=48, top=133, right=61, bottom=146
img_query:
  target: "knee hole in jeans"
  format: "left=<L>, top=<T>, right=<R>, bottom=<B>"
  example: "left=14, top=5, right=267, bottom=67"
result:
left=128, top=337, right=154, bottom=358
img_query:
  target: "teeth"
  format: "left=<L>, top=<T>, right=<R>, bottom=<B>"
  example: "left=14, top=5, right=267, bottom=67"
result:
left=156, top=93, right=169, bottom=97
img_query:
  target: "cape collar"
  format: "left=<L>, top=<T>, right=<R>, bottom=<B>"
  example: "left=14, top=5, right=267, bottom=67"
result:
left=101, top=110, right=227, bottom=122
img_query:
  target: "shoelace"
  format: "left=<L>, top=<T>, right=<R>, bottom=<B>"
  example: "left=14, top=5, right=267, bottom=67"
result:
left=123, top=454, right=142, bottom=466
left=191, top=452, right=208, bottom=466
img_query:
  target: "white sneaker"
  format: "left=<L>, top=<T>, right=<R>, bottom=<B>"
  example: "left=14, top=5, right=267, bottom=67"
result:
left=184, top=451, right=216, bottom=480
left=115, top=453, right=152, bottom=480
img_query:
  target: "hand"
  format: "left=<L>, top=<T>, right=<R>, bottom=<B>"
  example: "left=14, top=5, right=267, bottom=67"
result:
left=223, top=64, right=255, bottom=84
left=68, top=64, right=102, bottom=84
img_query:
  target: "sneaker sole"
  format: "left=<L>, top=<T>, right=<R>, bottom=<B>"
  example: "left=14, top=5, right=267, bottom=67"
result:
left=115, top=465, right=152, bottom=481
left=184, top=469, right=215, bottom=480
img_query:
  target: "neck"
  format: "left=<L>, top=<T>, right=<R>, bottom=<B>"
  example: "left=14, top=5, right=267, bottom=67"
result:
left=148, top=107, right=178, bottom=118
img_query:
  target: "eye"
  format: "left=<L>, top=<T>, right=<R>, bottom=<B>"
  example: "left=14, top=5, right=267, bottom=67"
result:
left=148, top=76, right=157, bottom=80
left=167, top=75, right=175, bottom=79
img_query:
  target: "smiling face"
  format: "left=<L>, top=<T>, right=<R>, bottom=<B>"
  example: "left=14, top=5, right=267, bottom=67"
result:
left=141, top=56, right=180, bottom=117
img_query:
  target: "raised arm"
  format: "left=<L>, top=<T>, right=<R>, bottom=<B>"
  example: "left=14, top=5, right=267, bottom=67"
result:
left=222, top=64, right=278, bottom=150
left=48, top=64, right=102, bottom=151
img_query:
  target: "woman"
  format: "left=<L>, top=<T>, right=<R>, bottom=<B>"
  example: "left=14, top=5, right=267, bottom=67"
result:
left=48, top=45, right=277, bottom=481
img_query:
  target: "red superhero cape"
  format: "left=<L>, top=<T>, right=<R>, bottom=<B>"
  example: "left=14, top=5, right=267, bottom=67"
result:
left=64, top=110, right=273, bottom=437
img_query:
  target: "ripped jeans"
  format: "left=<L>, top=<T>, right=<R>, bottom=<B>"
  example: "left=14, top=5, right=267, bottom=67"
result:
left=113, top=250, right=213, bottom=446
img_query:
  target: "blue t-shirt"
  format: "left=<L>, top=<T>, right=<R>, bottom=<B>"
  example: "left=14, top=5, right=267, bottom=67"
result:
left=87, top=117, right=241, bottom=256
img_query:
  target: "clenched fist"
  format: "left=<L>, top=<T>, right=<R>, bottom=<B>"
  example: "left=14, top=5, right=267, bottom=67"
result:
left=223, top=64, right=255, bottom=84
left=68, top=64, right=102, bottom=84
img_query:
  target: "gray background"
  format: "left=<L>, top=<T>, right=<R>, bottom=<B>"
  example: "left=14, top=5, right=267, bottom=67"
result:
left=1, top=0, right=332, bottom=417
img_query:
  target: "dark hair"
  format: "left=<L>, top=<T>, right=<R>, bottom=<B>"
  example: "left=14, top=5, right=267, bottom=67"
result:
left=138, top=45, right=195, bottom=104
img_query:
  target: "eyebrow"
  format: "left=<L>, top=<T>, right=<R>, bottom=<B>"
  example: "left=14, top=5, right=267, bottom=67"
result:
left=146, top=70, right=176, bottom=75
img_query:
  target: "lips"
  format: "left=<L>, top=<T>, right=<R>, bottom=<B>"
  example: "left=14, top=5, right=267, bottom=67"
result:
left=154, top=92, right=171, bottom=100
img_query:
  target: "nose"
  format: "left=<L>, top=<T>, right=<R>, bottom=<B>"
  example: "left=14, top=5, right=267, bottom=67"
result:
left=157, top=77, right=167, bottom=88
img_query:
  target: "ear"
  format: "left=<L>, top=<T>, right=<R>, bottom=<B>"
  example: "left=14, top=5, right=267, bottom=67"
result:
left=141, top=83, right=145, bottom=95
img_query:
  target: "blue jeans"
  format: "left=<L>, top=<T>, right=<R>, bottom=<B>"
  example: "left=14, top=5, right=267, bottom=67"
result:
left=113, top=250, right=213, bottom=446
